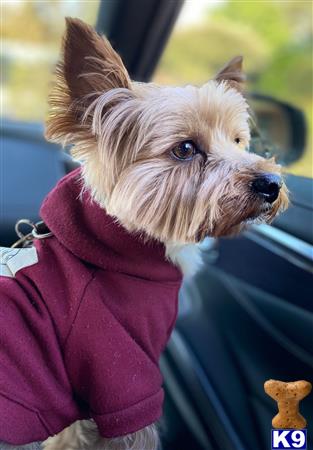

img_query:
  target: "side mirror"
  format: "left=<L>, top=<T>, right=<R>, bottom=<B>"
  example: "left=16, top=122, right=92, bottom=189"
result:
left=248, top=93, right=307, bottom=166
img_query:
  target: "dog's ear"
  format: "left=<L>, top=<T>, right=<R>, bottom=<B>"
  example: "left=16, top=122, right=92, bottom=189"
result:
left=63, top=17, right=130, bottom=99
left=45, top=17, right=130, bottom=145
left=214, top=56, right=246, bottom=91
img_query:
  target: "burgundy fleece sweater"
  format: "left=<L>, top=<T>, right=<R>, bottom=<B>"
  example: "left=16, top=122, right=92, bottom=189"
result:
left=0, top=168, right=182, bottom=445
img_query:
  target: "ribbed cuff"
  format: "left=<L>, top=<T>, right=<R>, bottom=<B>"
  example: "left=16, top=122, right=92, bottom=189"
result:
left=93, top=389, right=164, bottom=438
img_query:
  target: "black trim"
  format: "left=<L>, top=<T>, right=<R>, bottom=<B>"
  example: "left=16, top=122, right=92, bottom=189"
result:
left=96, top=0, right=184, bottom=81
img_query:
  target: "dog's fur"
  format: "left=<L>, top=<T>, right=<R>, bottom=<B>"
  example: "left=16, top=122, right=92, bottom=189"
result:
left=42, top=17, right=288, bottom=450
left=43, top=421, right=158, bottom=450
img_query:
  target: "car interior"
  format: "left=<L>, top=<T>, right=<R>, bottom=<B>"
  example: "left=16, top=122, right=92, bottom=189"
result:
left=1, top=1, right=312, bottom=449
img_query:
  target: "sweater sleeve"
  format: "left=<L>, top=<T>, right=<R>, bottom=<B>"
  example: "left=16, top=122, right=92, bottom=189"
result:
left=63, top=282, right=164, bottom=438
left=0, top=274, right=79, bottom=445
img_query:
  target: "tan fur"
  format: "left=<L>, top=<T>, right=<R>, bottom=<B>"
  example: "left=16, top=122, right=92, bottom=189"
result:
left=44, top=17, right=289, bottom=450
left=214, top=55, right=246, bottom=91
left=43, top=421, right=158, bottom=450
left=80, top=80, right=288, bottom=243
left=45, top=17, right=130, bottom=150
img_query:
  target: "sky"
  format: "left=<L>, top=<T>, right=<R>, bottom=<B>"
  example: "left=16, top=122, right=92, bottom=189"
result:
left=176, top=0, right=225, bottom=28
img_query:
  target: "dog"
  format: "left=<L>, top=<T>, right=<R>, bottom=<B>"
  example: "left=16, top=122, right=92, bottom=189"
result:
left=0, top=17, right=288, bottom=450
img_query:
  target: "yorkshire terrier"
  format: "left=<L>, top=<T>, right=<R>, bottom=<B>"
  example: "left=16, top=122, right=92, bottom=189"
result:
left=28, top=16, right=289, bottom=450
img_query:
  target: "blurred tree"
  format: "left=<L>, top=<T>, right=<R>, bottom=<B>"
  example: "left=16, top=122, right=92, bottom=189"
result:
left=155, top=21, right=269, bottom=85
left=1, top=0, right=99, bottom=120
left=3, top=1, right=61, bottom=44
left=2, top=1, right=98, bottom=45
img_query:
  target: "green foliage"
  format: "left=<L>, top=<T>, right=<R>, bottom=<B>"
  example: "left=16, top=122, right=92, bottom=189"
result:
left=1, top=1, right=99, bottom=121
left=156, top=20, right=268, bottom=85
left=211, top=1, right=290, bottom=49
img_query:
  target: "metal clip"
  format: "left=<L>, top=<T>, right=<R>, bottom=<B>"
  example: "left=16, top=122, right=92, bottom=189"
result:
left=32, top=221, right=53, bottom=240
left=11, top=219, right=52, bottom=248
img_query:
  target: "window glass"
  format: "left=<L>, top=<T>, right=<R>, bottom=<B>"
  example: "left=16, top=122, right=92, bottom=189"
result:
left=1, top=1, right=99, bottom=121
left=154, top=0, right=312, bottom=177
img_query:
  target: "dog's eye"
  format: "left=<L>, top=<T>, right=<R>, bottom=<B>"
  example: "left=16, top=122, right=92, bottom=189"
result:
left=172, top=141, right=197, bottom=160
left=234, top=137, right=241, bottom=144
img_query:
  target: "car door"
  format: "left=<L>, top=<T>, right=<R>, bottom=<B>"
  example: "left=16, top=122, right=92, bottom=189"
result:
left=160, top=172, right=313, bottom=450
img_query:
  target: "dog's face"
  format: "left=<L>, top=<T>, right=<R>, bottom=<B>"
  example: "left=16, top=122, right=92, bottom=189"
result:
left=46, top=18, right=288, bottom=244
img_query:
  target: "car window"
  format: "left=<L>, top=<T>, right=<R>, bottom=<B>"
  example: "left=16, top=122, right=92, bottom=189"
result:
left=154, top=0, right=312, bottom=178
left=1, top=1, right=99, bottom=122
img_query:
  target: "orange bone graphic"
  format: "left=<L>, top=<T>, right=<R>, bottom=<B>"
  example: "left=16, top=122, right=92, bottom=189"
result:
left=264, top=379, right=312, bottom=429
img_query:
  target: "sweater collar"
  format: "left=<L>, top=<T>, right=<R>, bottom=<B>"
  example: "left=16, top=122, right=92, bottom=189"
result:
left=40, top=168, right=182, bottom=283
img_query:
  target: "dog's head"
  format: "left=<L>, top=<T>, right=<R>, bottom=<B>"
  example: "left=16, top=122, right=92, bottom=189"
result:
left=46, top=18, right=288, bottom=244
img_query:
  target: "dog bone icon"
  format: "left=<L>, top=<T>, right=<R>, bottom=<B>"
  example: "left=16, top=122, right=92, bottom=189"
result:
left=264, top=379, right=312, bottom=429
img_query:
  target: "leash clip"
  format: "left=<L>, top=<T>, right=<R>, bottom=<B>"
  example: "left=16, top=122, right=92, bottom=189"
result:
left=12, top=219, right=53, bottom=248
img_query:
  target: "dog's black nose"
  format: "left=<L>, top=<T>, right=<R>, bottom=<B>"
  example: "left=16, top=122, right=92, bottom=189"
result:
left=252, top=173, right=282, bottom=203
